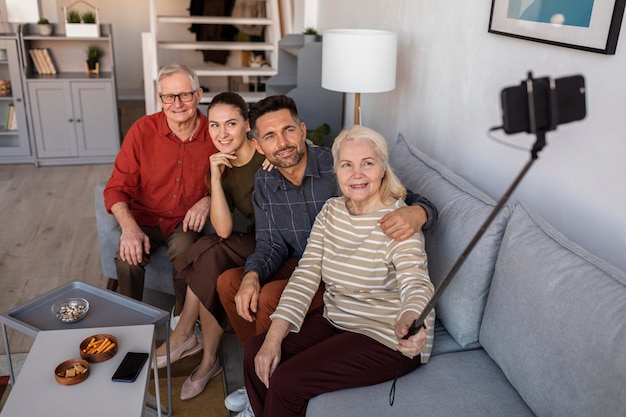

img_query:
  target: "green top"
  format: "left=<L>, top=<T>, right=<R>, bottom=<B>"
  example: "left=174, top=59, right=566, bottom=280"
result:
left=219, top=150, right=264, bottom=233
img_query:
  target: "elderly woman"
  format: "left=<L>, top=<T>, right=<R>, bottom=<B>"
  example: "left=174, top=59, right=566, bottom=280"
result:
left=239, top=125, right=436, bottom=417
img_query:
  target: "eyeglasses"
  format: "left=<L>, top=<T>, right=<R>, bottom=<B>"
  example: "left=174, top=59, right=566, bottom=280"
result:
left=159, top=90, right=197, bottom=104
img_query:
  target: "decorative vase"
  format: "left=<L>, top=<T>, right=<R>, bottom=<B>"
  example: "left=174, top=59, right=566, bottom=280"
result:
left=37, top=24, right=53, bottom=36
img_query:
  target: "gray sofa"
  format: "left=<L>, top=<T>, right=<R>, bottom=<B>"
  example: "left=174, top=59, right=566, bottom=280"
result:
left=94, top=185, right=248, bottom=295
left=95, top=135, right=626, bottom=417
left=307, top=134, right=626, bottom=417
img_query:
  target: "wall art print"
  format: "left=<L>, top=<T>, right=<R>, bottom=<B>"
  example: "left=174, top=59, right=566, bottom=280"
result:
left=489, top=0, right=626, bottom=54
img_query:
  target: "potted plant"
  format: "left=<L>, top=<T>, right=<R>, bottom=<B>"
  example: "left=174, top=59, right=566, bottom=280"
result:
left=85, top=45, right=103, bottom=74
left=306, top=123, right=331, bottom=147
left=303, top=27, right=319, bottom=44
left=66, top=9, right=81, bottom=24
left=37, top=17, right=53, bottom=36
left=63, top=1, right=100, bottom=38
left=81, top=11, right=96, bottom=24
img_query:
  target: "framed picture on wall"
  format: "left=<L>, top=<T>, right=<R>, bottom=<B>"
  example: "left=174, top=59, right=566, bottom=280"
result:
left=488, top=0, right=626, bottom=54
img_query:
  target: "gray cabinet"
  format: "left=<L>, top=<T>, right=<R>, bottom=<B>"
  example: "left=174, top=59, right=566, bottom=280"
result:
left=21, top=23, right=120, bottom=165
left=0, top=27, right=33, bottom=164
left=28, top=81, right=118, bottom=162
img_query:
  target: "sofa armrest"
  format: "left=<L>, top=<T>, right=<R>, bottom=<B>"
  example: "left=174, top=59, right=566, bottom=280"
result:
left=95, top=182, right=120, bottom=279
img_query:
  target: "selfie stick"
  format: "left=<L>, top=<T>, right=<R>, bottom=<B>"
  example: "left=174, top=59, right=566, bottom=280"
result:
left=404, top=72, right=559, bottom=338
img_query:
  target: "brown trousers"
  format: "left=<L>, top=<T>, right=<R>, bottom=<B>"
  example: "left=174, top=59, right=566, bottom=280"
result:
left=114, top=223, right=201, bottom=302
left=216, top=260, right=324, bottom=346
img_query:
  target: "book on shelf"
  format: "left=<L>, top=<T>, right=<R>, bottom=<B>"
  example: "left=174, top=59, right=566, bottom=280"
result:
left=8, top=105, right=17, bottom=131
left=29, top=49, right=46, bottom=74
left=4, top=104, right=16, bottom=131
left=41, top=49, right=57, bottom=74
left=29, top=49, right=57, bottom=75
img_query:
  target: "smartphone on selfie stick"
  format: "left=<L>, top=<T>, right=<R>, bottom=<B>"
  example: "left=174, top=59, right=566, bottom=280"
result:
left=404, top=71, right=586, bottom=339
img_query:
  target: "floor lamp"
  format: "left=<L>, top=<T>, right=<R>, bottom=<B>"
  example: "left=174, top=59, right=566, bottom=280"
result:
left=321, top=29, right=397, bottom=125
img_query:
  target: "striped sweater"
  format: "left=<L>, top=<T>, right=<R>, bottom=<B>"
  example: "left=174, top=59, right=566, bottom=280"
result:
left=271, top=197, right=436, bottom=363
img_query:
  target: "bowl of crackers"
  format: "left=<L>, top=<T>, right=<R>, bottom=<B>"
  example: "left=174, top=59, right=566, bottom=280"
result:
left=80, top=333, right=117, bottom=363
left=55, top=358, right=90, bottom=385
left=51, top=298, right=89, bottom=323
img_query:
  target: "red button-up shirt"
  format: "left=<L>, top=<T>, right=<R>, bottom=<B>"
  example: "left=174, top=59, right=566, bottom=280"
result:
left=104, top=110, right=217, bottom=235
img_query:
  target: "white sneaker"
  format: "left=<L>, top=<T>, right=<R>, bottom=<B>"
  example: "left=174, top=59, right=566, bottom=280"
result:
left=170, top=306, right=180, bottom=331
left=225, top=386, right=248, bottom=412
left=235, top=402, right=254, bottom=417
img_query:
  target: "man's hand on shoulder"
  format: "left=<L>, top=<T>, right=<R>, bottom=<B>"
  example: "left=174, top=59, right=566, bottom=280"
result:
left=183, top=196, right=210, bottom=232
left=379, top=205, right=427, bottom=241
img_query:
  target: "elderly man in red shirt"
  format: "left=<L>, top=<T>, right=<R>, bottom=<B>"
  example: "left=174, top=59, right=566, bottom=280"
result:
left=104, top=63, right=217, bottom=306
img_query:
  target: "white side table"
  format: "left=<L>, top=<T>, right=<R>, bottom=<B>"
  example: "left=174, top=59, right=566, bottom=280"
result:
left=0, top=325, right=155, bottom=417
left=0, top=280, right=171, bottom=416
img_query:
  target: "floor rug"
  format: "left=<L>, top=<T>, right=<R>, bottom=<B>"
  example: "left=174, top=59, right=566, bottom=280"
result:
left=147, top=351, right=228, bottom=417
left=0, top=376, right=10, bottom=411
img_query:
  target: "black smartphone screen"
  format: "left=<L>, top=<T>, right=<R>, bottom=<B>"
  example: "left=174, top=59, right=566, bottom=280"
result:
left=500, top=75, right=586, bottom=134
left=112, top=352, right=149, bottom=383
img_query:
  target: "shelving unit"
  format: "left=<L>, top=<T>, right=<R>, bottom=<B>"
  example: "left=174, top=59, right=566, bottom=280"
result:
left=144, top=0, right=281, bottom=113
left=20, top=23, right=120, bottom=166
left=267, top=34, right=343, bottom=139
left=0, top=23, right=33, bottom=164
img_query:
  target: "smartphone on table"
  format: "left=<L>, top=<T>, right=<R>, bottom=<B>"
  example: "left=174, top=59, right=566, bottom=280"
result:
left=112, top=351, right=149, bottom=383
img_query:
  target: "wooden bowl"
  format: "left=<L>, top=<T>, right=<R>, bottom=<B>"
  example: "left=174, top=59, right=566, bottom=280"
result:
left=79, top=333, right=118, bottom=363
left=55, top=358, right=90, bottom=385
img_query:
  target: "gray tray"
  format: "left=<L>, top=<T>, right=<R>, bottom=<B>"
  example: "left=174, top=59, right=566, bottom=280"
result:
left=0, top=280, right=169, bottom=337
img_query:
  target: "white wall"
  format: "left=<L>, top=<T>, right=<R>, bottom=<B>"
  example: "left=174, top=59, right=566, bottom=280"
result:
left=19, top=0, right=152, bottom=99
left=317, top=0, right=626, bottom=272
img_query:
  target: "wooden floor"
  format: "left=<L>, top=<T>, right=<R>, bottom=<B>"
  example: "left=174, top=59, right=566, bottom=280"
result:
left=0, top=99, right=145, bottom=355
left=0, top=163, right=113, bottom=354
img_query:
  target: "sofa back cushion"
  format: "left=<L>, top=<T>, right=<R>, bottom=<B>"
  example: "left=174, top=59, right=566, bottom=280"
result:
left=480, top=202, right=626, bottom=417
left=390, top=134, right=512, bottom=348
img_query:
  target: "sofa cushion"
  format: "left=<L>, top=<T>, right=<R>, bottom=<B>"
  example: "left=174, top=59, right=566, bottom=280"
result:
left=390, top=134, right=511, bottom=348
left=480, top=202, right=626, bottom=417
left=306, top=349, right=535, bottom=417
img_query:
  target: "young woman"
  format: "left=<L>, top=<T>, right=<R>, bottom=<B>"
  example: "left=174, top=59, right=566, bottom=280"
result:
left=154, top=92, right=264, bottom=400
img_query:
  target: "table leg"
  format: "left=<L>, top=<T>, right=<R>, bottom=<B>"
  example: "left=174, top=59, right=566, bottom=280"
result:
left=152, top=344, right=162, bottom=417
left=1, top=323, right=15, bottom=385
left=145, top=319, right=172, bottom=417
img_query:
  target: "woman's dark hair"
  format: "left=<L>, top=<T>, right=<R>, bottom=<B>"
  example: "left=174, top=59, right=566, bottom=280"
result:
left=208, top=92, right=249, bottom=120
left=248, top=95, right=300, bottom=139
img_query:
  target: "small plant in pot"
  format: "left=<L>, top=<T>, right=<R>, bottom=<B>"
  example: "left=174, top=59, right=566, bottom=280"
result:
left=66, top=9, right=81, bottom=24
left=37, top=17, right=53, bottom=36
left=86, top=45, right=103, bottom=73
left=303, top=27, right=319, bottom=44
left=81, top=11, right=96, bottom=24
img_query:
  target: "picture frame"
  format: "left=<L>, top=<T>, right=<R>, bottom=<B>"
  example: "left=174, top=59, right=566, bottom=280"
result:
left=488, top=0, right=626, bottom=54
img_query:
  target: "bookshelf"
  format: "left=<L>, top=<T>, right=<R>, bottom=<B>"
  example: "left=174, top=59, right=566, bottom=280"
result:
left=20, top=23, right=120, bottom=165
left=0, top=23, right=33, bottom=164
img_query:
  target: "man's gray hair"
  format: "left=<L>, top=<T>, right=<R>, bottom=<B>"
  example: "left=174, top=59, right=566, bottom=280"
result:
left=157, top=63, right=200, bottom=92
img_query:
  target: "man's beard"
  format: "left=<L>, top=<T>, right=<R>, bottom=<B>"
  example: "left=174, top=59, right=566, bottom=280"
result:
left=270, top=145, right=305, bottom=168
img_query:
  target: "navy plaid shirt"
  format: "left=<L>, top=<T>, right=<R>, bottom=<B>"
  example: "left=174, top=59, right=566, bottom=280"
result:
left=245, top=144, right=338, bottom=284
left=244, top=143, right=437, bottom=284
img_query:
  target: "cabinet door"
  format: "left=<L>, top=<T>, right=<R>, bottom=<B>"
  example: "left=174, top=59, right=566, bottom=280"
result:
left=27, top=81, right=77, bottom=158
left=71, top=81, right=119, bottom=157
left=0, top=38, right=31, bottom=160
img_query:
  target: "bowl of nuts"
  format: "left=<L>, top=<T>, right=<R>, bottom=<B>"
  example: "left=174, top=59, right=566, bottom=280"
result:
left=51, top=298, right=89, bottom=323
left=54, top=358, right=90, bottom=385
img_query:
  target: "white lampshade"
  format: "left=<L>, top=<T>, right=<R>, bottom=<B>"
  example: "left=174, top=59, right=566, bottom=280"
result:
left=322, top=29, right=397, bottom=94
